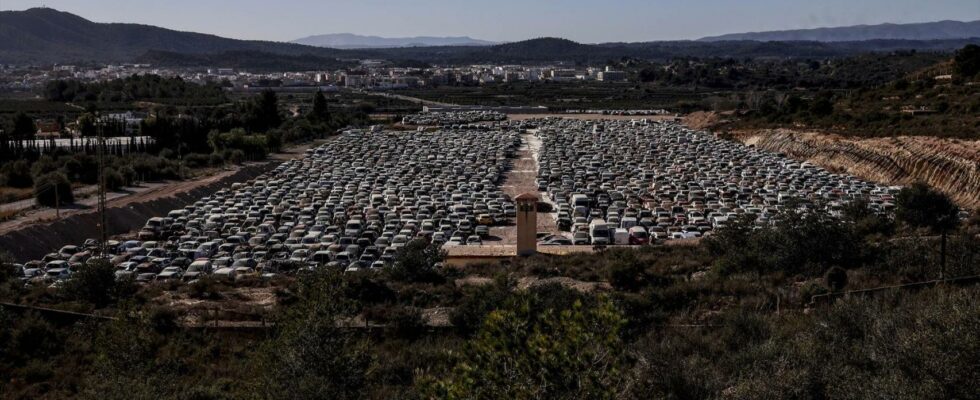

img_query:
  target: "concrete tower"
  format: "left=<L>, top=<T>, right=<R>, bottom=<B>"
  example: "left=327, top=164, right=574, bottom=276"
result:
left=515, top=192, right=539, bottom=256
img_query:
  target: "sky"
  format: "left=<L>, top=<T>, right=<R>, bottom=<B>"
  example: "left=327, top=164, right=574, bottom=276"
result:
left=2, top=0, right=979, bottom=43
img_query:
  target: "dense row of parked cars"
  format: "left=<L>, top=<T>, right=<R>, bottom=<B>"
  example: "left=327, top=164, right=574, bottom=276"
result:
left=401, top=111, right=507, bottom=126
left=14, top=128, right=522, bottom=286
left=533, top=118, right=899, bottom=245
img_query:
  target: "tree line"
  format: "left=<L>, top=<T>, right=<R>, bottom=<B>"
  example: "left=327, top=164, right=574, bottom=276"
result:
left=2, top=73, right=372, bottom=209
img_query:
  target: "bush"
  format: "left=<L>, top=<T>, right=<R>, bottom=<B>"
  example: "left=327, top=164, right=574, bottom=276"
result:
left=365, top=304, right=425, bottom=339
left=183, top=153, right=211, bottom=168
left=257, top=269, right=370, bottom=399
left=0, top=159, right=34, bottom=188
left=0, top=251, right=15, bottom=285
left=103, top=167, right=127, bottom=191
left=389, top=239, right=445, bottom=283
left=430, top=294, right=629, bottom=399
left=450, top=279, right=511, bottom=336
left=799, top=280, right=829, bottom=305
left=62, top=260, right=135, bottom=308
left=117, top=165, right=138, bottom=185
left=824, top=266, right=848, bottom=292
left=226, top=149, right=246, bottom=164
left=33, top=172, right=74, bottom=207
left=185, top=277, right=226, bottom=300
left=209, top=153, right=225, bottom=167
left=29, top=156, right=60, bottom=178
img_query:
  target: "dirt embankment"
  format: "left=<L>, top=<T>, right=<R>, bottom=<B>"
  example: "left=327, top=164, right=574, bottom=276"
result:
left=734, top=129, right=980, bottom=210
left=0, top=162, right=279, bottom=261
left=682, top=111, right=728, bottom=130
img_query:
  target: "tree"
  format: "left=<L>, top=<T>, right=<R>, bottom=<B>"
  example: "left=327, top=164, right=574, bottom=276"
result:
left=389, top=239, right=445, bottom=283
left=33, top=172, right=74, bottom=208
left=953, top=44, right=980, bottom=78
left=707, top=208, right=863, bottom=280
left=245, top=90, right=282, bottom=132
left=0, top=251, right=15, bottom=286
left=606, top=249, right=670, bottom=291
left=257, top=269, right=370, bottom=400
left=12, top=112, right=36, bottom=139
left=62, top=260, right=135, bottom=308
left=430, top=294, right=630, bottom=399
left=824, top=266, right=848, bottom=292
left=895, top=183, right=960, bottom=279
left=449, top=277, right=513, bottom=336
left=78, top=113, right=98, bottom=137
left=809, top=92, right=835, bottom=117
left=309, top=90, right=330, bottom=122
left=82, top=308, right=183, bottom=400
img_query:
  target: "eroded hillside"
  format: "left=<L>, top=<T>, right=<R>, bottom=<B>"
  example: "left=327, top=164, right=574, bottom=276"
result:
left=734, top=129, right=980, bottom=209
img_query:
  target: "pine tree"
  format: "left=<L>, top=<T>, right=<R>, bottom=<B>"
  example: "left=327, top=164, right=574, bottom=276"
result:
left=309, top=90, right=330, bottom=122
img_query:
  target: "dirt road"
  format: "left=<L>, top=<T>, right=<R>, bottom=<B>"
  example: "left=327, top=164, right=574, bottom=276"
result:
left=493, top=132, right=560, bottom=244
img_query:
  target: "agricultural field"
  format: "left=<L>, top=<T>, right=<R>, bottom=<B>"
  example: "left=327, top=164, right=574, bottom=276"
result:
left=399, top=81, right=715, bottom=111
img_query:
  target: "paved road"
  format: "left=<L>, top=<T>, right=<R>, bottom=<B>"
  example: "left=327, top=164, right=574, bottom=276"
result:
left=358, top=90, right=456, bottom=107
left=0, top=185, right=99, bottom=214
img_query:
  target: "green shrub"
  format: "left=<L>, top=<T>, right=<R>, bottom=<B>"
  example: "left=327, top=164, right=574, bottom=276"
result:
left=33, top=171, right=74, bottom=207
left=0, top=159, right=34, bottom=188
left=103, top=167, right=127, bottom=191
left=209, top=153, right=225, bottom=167
left=799, top=280, right=829, bottom=305
left=62, top=260, right=135, bottom=308
left=226, top=149, right=246, bottom=164
left=29, top=156, right=60, bottom=179
left=184, top=153, right=211, bottom=168
left=824, top=266, right=848, bottom=292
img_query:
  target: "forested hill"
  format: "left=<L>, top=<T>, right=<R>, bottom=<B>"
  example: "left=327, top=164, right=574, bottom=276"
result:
left=701, top=20, right=980, bottom=42
left=0, top=8, right=357, bottom=64
left=365, top=37, right=979, bottom=64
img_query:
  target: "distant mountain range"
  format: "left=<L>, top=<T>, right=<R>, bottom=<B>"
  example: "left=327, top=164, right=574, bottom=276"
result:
left=292, top=33, right=496, bottom=49
left=701, top=20, right=980, bottom=42
left=0, top=8, right=977, bottom=68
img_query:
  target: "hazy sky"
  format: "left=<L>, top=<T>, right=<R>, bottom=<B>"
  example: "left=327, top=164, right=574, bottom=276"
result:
left=3, top=0, right=979, bottom=43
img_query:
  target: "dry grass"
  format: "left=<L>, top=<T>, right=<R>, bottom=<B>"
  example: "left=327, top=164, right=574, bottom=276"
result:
left=0, top=187, right=32, bottom=204
left=0, top=209, right=17, bottom=222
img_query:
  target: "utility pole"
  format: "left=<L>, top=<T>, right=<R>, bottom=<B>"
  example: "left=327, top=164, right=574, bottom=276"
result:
left=176, top=128, right=183, bottom=179
left=96, top=116, right=108, bottom=257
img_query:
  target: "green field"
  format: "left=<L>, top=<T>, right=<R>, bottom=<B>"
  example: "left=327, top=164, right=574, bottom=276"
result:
left=400, top=82, right=719, bottom=111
